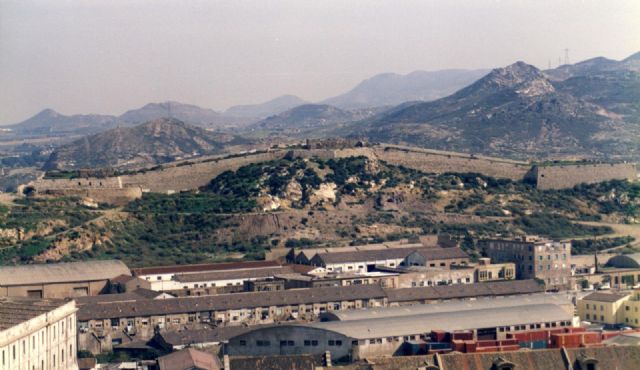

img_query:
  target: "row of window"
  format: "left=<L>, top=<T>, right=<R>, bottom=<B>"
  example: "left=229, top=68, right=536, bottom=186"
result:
left=241, top=339, right=343, bottom=347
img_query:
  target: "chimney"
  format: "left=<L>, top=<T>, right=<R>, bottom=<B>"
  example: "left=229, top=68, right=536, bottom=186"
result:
left=223, top=354, right=230, bottom=370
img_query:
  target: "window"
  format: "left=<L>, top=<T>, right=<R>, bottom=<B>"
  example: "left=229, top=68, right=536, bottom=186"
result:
left=239, top=340, right=246, bottom=346
left=304, top=340, right=311, bottom=346
left=312, top=340, right=318, bottom=346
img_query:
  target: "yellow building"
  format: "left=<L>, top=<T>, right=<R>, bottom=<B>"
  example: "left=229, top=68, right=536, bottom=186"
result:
left=475, top=258, right=515, bottom=282
left=622, top=289, right=640, bottom=327
left=576, top=291, right=630, bottom=325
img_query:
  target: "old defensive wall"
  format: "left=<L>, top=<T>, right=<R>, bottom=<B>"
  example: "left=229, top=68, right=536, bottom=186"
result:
left=530, top=163, right=637, bottom=190
left=25, top=176, right=143, bottom=205
left=25, top=144, right=639, bottom=202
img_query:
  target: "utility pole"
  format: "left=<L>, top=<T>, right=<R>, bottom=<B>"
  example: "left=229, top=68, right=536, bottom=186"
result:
left=564, top=48, right=570, bottom=65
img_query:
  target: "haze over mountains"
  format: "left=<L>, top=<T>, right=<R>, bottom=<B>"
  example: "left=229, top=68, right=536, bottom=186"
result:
left=45, top=118, right=249, bottom=170
left=321, top=69, right=490, bottom=109
left=344, top=53, right=640, bottom=159
left=6, top=51, right=640, bottom=167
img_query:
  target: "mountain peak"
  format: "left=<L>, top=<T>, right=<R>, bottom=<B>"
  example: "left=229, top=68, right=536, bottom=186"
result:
left=34, top=108, right=61, bottom=118
left=480, top=62, right=554, bottom=96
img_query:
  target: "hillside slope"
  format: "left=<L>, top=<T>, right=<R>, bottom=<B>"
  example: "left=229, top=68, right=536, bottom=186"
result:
left=351, top=61, right=633, bottom=159
left=45, top=118, right=248, bottom=170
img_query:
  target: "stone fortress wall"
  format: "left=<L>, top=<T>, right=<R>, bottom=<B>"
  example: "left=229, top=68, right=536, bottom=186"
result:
left=373, top=145, right=531, bottom=180
left=25, top=176, right=143, bottom=205
left=25, top=143, right=639, bottom=203
left=532, top=163, right=637, bottom=190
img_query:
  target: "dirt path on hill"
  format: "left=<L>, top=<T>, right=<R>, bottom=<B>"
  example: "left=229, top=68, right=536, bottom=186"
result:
left=575, top=221, right=640, bottom=250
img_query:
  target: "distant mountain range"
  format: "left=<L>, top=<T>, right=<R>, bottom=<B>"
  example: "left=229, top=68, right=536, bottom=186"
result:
left=224, top=95, right=308, bottom=119
left=8, top=101, right=251, bottom=137
left=45, top=118, right=249, bottom=170
left=346, top=54, right=640, bottom=159
left=247, top=104, right=382, bottom=135
left=322, top=69, right=490, bottom=109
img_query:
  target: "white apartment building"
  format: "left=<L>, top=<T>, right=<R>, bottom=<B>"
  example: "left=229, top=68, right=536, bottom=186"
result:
left=0, top=297, right=78, bottom=370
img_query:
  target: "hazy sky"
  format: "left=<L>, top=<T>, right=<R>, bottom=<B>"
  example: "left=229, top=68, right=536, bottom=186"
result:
left=1, top=0, right=639, bottom=124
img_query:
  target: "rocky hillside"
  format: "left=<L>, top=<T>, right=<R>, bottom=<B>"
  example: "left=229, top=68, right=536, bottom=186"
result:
left=120, top=101, right=247, bottom=128
left=44, top=118, right=249, bottom=170
left=350, top=61, right=635, bottom=159
left=323, top=69, right=489, bottom=109
left=224, top=95, right=308, bottom=119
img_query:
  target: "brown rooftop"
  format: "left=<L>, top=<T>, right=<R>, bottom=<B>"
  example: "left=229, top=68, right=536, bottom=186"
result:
left=314, top=246, right=468, bottom=264
left=77, top=284, right=387, bottom=321
left=132, top=260, right=280, bottom=276
left=582, top=291, right=630, bottom=303
left=175, top=266, right=293, bottom=283
left=384, top=279, right=543, bottom=303
left=158, top=348, right=222, bottom=370
left=76, top=280, right=540, bottom=321
left=0, top=297, right=69, bottom=331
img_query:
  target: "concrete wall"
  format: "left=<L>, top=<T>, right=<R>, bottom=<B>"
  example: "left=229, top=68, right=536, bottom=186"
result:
left=534, top=163, right=637, bottom=190
left=0, top=301, right=77, bottom=370
left=0, top=280, right=109, bottom=299
left=226, top=326, right=352, bottom=360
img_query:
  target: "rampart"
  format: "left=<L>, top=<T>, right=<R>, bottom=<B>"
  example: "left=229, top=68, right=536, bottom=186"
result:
left=533, top=163, right=637, bottom=190
left=26, top=145, right=639, bottom=201
left=26, top=176, right=143, bottom=205
left=119, top=151, right=287, bottom=192
left=373, top=145, right=531, bottom=180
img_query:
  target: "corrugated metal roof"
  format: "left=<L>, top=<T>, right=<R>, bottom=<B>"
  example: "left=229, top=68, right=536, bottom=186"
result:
left=321, top=293, right=574, bottom=321
left=309, top=304, right=571, bottom=339
left=0, top=260, right=130, bottom=286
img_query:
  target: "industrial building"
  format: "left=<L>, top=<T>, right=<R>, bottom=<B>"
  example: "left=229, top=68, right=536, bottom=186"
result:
left=75, top=280, right=542, bottom=354
left=0, top=297, right=78, bottom=370
left=225, top=303, right=575, bottom=360
left=132, top=260, right=283, bottom=291
left=0, top=260, right=130, bottom=299
left=308, top=246, right=470, bottom=274
left=479, top=236, right=572, bottom=290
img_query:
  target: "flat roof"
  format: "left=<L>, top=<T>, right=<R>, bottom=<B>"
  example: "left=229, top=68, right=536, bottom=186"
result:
left=132, top=260, right=281, bottom=276
left=321, top=293, right=573, bottom=321
left=0, top=297, right=69, bottom=331
left=0, top=260, right=130, bottom=286
left=310, top=304, right=571, bottom=339
left=582, top=291, right=630, bottom=303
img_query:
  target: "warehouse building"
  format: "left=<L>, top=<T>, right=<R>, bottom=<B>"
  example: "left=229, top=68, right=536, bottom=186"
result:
left=225, top=303, right=575, bottom=360
left=0, top=297, right=78, bottom=370
left=308, top=246, right=470, bottom=274
left=132, top=260, right=282, bottom=291
left=75, top=279, right=543, bottom=354
left=0, top=260, right=130, bottom=299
